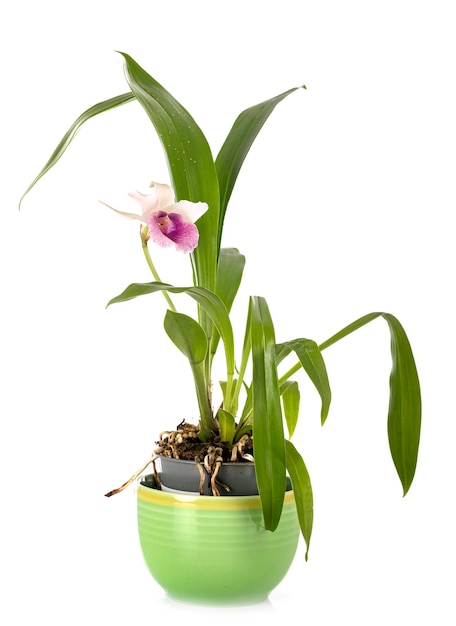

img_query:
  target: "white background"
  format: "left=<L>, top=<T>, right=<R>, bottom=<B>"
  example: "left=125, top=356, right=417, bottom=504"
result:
left=2, top=1, right=455, bottom=624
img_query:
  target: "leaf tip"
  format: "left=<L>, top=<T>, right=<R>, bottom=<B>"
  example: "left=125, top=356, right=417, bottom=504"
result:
left=402, top=483, right=411, bottom=498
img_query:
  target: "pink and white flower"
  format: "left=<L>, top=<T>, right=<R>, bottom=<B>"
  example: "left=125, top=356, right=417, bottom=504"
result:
left=102, top=182, right=208, bottom=253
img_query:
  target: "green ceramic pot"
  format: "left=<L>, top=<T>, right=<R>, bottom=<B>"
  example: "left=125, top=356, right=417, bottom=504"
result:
left=137, top=474, right=300, bottom=605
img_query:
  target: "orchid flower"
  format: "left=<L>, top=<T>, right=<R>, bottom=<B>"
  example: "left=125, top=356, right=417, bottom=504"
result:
left=102, top=182, right=208, bottom=253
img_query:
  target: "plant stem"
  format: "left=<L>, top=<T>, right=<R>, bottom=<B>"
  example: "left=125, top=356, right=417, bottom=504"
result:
left=141, top=235, right=177, bottom=312
left=192, top=361, right=217, bottom=441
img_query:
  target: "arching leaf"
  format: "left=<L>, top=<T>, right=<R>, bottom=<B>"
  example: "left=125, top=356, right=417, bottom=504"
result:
left=215, top=85, right=306, bottom=248
left=285, top=439, right=313, bottom=561
left=19, top=93, right=135, bottom=208
left=319, top=312, right=421, bottom=495
left=277, top=338, right=331, bottom=424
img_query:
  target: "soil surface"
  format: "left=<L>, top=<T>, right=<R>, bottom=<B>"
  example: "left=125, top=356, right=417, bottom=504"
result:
left=154, top=421, right=254, bottom=463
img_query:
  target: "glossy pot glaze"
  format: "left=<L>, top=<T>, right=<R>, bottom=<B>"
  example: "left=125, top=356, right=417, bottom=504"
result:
left=137, top=474, right=300, bottom=605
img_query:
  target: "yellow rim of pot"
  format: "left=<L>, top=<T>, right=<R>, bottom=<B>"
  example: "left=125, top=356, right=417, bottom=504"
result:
left=137, top=482, right=295, bottom=511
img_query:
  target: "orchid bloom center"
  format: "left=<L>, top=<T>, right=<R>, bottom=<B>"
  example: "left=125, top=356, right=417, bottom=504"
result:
left=156, top=213, right=171, bottom=233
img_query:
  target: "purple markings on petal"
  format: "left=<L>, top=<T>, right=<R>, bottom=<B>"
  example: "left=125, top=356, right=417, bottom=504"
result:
left=149, top=211, right=199, bottom=253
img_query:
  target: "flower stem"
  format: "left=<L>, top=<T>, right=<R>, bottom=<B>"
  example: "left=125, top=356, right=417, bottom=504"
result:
left=141, top=235, right=177, bottom=312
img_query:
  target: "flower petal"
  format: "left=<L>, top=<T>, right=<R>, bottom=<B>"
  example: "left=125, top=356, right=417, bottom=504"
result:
left=148, top=212, right=176, bottom=249
left=127, top=182, right=179, bottom=221
left=150, top=182, right=175, bottom=210
left=167, top=200, right=209, bottom=223
left=98, top=199, right=143, bottom=221
left=167, top=214, right=200, bottom=252
left=127, top=190, right=159, bottom=222
left=149, top=211, right=199, bottom=253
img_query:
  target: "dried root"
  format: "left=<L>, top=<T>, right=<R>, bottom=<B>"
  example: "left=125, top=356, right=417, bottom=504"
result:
left=202, top=446, right=230, bottom=495
left=230, top=434, right=254, bottom=462
left=195, top=458, right=205, bottom=495
left=104, top=454, right=158, bottom=497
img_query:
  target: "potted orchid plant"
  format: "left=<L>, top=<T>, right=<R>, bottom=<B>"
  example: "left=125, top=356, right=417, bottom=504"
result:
left=20, top=53, right=421, bottom=604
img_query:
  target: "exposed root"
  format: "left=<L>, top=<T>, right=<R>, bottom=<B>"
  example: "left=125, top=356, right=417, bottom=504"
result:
left=211, top=459, right=233, bottom=496
left=104, top=454, right=158, bottom=497
left=230, top=434, right=255, bottom=462
left=202, top=447, right=232, bottom=495
left=196, top=457, right=205, bottom=495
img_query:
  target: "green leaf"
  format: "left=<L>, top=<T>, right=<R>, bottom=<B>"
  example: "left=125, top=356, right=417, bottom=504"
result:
left=215, top=85, right=305, bottom=248
left=19, top=92, right=135, bottom=208
left=250, top=296, right=286, bottom=531
left=319, top=312, right=421, bottom=495
left=281, top=381, right=300, bottom=439
left=164, top=310, right=215, bottom=440
left=318, top=312, right=382, bottom=350
left=118, top=53, right=220, bottom=293
left=220, top=379, right=240, bottom=416
left=164, top=310, right=207, bottom=364
left=236, top=385, right=253, bottom=435
left=211, top=247, right=246, bottom=358
left=277, top=338, right=331, bottom=425
left=107, top=281, right=235, bottom=383
left=215, top=248, right=246, bottom=313
left=231, top=296, right=254, bottom=422
left=383, top=314, right=422, bottom=495
left=217, top=408, right=236, bottom=444
left=285, top=440, right=313, bottom=561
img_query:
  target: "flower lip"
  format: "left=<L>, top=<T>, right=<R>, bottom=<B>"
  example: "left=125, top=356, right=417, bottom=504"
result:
left=149, top=211, right=200, bottom=253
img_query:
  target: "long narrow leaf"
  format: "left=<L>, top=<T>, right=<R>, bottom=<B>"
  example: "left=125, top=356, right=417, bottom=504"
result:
left=19, top=93, right=135, bottom=208
left=277, top=338, right=332, bottom=424
left=383, top=314, right=421, bottom=495
left=319, top=312, right=421, bottom=495
left=285, top=440, right=313, bottom=561
left=250, top=296, right=286, bottom=531
left=231, top=302, right=254, bottom=426
left=318, top=312, right=382, bottom=351
left=215, top=85, right=305, bottom=247
left=119, top=53, right=220, bottom=294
